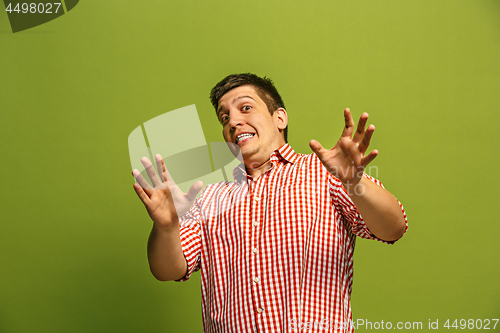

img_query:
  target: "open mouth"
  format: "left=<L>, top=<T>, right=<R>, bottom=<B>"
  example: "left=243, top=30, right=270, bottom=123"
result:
left=235, top=133, right=255, bottom=144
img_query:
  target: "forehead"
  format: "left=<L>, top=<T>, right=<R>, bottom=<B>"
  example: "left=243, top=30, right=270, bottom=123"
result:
left=218, top=85, right=264, bottom=110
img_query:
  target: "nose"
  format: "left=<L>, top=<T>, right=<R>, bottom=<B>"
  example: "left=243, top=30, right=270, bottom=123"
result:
left=228, top=111, right=245, bottom=129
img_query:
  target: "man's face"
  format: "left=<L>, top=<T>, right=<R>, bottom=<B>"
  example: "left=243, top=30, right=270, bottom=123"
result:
left=217, top=85, right=287, bottom=166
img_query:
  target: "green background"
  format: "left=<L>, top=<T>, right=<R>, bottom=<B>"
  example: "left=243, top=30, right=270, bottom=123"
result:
left=1, top=0, right=499, bottom=332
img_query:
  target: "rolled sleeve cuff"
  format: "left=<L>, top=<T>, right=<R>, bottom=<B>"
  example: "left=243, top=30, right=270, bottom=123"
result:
left=175, top=223, right=201, bottom=282
left=330, top=173, right=408, bottom=245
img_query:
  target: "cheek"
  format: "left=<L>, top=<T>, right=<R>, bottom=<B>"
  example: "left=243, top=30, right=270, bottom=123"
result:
left=222, top=128, right=231, bottom=141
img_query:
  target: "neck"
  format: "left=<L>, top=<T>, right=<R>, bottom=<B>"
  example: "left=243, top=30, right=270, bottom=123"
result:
left=241, top=140, right=287, bottom=179
left=244, top=158, right=273, bottom=179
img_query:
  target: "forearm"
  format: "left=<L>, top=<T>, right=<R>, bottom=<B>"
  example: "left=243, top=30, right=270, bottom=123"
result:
left=147, top=222, right=187, bottom=281
left=346, top=176, right=406, bottom=241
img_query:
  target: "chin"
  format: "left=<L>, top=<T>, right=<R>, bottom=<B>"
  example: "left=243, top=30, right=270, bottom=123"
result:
left=240, top=145, right=260, bottom=158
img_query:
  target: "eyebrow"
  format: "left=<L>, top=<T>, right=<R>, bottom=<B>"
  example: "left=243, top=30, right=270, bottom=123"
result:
left=217, top=95, right=256, bottom=116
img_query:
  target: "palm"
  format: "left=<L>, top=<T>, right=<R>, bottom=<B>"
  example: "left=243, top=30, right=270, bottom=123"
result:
left=310, top=108, right=378, bottom=186
left=133, top=154, right=203, bottom=229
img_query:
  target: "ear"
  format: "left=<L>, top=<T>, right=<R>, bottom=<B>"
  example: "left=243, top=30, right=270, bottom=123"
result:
left=274, top=107, right=288, bottom=131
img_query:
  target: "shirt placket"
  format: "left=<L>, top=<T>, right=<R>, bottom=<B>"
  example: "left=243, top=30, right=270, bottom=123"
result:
left=250, top=168, right=273, bottom=332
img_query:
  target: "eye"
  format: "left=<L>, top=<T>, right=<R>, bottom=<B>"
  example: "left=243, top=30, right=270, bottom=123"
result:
left=220, top=114, right=229, bottom=123
left=242, top=105, right=251, bottom=111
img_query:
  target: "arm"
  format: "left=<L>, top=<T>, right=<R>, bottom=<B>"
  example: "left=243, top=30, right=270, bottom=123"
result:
left=310, top=108, right=406, bottom=241
left=147, top=222, right=187, bottom=281
left=344, top=175, right=406, bottom=241
left=133, top=154, right=203, bottom=281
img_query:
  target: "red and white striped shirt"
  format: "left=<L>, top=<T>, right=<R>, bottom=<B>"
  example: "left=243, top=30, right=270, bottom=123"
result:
left=177, top=144, right=407, bottom=332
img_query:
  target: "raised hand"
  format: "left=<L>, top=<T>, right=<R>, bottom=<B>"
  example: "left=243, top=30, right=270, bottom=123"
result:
left=132, top=154, right=203, bottom=231
left=309, top=108, right=378, bottom=190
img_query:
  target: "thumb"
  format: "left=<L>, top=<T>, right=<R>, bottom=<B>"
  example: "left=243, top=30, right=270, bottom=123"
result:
left=186, top=180, right=203, bottom=202
left=309, top=140, right=326, bottom=157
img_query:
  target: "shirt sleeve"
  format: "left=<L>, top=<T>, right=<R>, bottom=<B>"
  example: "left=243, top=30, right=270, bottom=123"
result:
left=329, top=173, right=408, bottom=244
left=175, top=196, right=203, bottom=282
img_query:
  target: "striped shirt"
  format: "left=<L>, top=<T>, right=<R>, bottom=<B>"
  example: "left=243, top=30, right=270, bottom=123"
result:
left=177, top=144, right=407, bottom=332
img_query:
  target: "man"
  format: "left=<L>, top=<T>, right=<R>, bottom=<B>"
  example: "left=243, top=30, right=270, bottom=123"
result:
left=132, top=73, right=407, bottom=332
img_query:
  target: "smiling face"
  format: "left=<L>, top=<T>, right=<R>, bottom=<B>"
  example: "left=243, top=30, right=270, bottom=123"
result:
left=217, top=85, right=288, bottom=168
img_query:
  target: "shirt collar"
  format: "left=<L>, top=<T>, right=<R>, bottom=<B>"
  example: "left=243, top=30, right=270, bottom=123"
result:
left=274, top=143, right=301, bottom=164
left=232, top=144, right=300, bottom=183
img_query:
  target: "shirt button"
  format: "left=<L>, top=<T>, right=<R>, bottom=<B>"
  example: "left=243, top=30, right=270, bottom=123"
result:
left=254, top=196, right=260, bottom=201
left=253, top=221, right=258, bottom=226
left=253, top=277, right=260, bottom=283
left=257, top=308, right=263, bottom=314
left=252, top=248, right=258, bottom=254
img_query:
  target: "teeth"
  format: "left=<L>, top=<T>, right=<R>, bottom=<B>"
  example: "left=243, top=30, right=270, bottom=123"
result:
left=236, top=133, right=254, bottom=143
